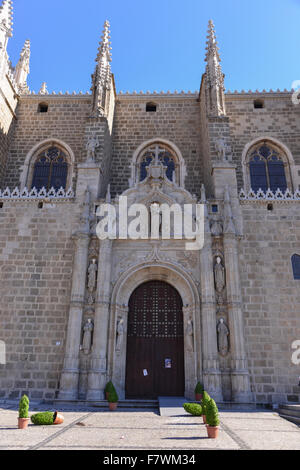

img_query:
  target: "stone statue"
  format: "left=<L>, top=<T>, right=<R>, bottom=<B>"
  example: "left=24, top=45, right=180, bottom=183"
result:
left=217, top=318, right=229, bottom=356
left=116, top=318, right=124, bottom=352
left=82, top=319, right=94, bottom=355
left=186, top=319, right=194, bottom=353
left=214, top=256, right=226, bottom=293
left=86, top=133, right=100, bottom=162
left=87, top=259, right=98, bottom=292
left=215, top=138, right=227, bottom=161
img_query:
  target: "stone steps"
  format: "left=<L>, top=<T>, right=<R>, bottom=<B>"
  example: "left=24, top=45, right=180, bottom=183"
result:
left=53, top=399, right=159, bottom=410
left=278, top=405, right=300, bottom=425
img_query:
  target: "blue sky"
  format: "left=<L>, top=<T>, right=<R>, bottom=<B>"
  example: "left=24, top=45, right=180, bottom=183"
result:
left=8, top=0, right=300, bottom=93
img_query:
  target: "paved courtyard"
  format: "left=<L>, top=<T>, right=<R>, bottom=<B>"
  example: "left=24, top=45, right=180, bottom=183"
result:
left=0, top=404, right=299, bottom=451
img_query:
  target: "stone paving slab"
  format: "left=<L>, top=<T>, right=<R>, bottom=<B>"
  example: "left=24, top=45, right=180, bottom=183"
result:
left=0, top=407, right=299, bottom=450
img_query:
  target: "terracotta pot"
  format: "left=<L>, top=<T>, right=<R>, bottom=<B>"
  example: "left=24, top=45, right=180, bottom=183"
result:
left=18, top=418, right=30, bottom=430
left=109, top=402, right=118, bottom=411
left=195, top=393, right=203, bottom=402
left=203, top=415, right=207, bottom=424
left=206, top=425, right=220, bottom=439
left=53, top=412, right=64, bottom=425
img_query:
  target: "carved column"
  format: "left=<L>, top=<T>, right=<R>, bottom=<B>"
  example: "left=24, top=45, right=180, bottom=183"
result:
left=223, top=188, right=252, bottom=402
left=58, top=233, right=90, bottom=400
left=86, top=239, right=113, bottom=400
left=199, top=189, right=223, bottom=401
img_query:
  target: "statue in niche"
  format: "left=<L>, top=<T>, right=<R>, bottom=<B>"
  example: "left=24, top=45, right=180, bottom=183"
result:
left=116, top=318, right=124, bottom=352
left=214, top=256, right=226, bottom=293
left=86, top=133, right=100, bottom=163
left=215, top=138, right=227, bottom=161
left=186, top=318, right=194, bottom=353
left=82, top=319, right=94, bottom=355
left=87, top=259, right=98, bottom=292
left=217, top=318, right=230, bottom=357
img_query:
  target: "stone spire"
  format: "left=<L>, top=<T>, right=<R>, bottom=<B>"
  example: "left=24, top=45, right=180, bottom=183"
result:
left=204, top=20, right=226, bottom=116
left=14, top=39, right=30, bottom=94
left=0, top=0, right=13, bottom=44
left=91, top=20, right=112, bottom=117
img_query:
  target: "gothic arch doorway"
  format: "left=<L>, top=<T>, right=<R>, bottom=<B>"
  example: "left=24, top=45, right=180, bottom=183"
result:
left=125, top=280, right=185, bottom=399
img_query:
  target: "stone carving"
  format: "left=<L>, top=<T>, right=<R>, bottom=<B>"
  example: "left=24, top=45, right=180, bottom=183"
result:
left=210, top=220, right=223, bottom=237
left=88, top=259, right=98, bottom=292
left=116, top=318, right=124, bottom=352
left=214, top=256, right=226, bottom=293
left=82, top=319, right=94, bottom=355
left=217, top=318, right=230, bottom=356
left=86, top=133, right=100, bottom=163
left=215, top=138, right=227, bottom=161
left=186, top=318, right=194, bottom=352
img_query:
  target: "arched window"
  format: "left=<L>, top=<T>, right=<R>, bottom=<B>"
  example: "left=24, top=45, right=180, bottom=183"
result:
left=292, top=254, right=300, bottom=280
left=138, top=143, right=177, bottom=182
left=31, top=146, right=68, bottom=191
left=248, top=142, right=289, bottom=192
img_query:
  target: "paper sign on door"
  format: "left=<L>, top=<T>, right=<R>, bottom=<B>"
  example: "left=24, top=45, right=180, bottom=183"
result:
left=143, top=369, right=148, bottom=376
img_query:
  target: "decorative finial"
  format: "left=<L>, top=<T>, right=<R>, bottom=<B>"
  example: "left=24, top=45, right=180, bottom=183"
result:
left=39, top=82, right=48, bottom=95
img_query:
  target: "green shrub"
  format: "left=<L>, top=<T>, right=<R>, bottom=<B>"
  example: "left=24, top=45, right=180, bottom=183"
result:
left=19, top=395, right=29, bottom=419
left=206, top=399, right=220, bottom=427
left=108, top=390, right=119, bottom=403
left=194, top=382, right=204, bottom=394
left=31, top=412, right=55, bottom=426
left=201, top=391, right=211, bottom=416
left=105, top=381, right=116, bottom=394
left=183, top=403, right=203, bottom=416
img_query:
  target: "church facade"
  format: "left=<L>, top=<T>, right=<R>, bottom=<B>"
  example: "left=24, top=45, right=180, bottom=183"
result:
left=0, top=0, right=299, bottom=405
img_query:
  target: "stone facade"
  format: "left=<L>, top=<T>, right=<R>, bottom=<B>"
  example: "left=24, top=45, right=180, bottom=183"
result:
left=0, top=2, right=299, bottom=405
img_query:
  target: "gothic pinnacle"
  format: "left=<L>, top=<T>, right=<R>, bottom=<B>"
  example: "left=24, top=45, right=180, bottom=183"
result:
left=96, top=19, right=112, bottom=64
left=0, top=0, right=13, bottom=36
left=205, top=19, right=221, bottom=64
left=14, top=39, right=30, bottom=92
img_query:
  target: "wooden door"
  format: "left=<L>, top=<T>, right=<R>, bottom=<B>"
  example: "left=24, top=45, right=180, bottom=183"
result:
left=125, top=281, right=184, bottom=399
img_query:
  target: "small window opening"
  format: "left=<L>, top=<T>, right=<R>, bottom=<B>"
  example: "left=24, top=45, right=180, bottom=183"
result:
left=212, top=205, right=219, bottom=213
left=38, top=202, right=44, bottom=209
left=0, top=202, right=3, bottom=209
left=254, top=99, right=264, bottom=109
left=38, top=103, right=48, bottom=113
left=146, top=102, right=157, bottom=112
left=267, top=203, right=273, bottom=211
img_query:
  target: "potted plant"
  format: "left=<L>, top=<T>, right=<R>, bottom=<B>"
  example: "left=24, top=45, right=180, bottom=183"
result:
left=183, top=403, right=203, bottom=416
left=18, top=395, right=30, bottom=429
left=105, top=381, right=116, bottom=400
left=201, top=391, right=211, bottom=424
left=108, top=389, right=119, bottom=411
left=205, top=399, right=220, bottom=439
left=195, top=382, right=204, bottom=401
left=31, top=411, right=64, bottom=425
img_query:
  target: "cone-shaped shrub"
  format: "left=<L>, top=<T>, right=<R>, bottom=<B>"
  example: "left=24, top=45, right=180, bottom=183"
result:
left=201, top=391, right=211, bottom=416
left=206, top=399, right=220, bottom=427
left=19, top=395, right=29, bottom=419
left=105, top=381, right=116, bottom=394
left=31, top=412, right=55, bottom=426
left=183, top=403, right=203, bottom=416
left=194, top=382, right=204, bottom=394
left=108, top=390, right=119, bottom=403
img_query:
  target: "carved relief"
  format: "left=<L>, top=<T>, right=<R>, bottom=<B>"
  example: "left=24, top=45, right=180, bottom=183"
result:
left=116, top=317, right=124, bottom=352
left=86, top=133, right=100, bottom=163
left=210, top=220, right=223, bottom=237
left=185, top=318, right=194, bottom=353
